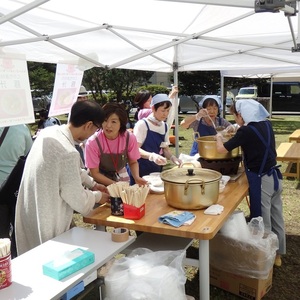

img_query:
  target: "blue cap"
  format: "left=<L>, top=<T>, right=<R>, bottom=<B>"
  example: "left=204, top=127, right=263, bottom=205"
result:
left=151, top=93, right=172, bottom=107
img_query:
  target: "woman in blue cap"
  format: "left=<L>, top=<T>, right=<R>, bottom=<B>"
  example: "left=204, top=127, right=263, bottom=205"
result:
left=129, top=93, right=181, bottom=184
left=216, top=99, right=286, bottom=267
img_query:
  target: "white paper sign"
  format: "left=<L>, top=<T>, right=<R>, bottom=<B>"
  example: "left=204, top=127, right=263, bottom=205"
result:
left=48, top=64, right=84, bottom=117
left=0, top=54, right=35, bottom=127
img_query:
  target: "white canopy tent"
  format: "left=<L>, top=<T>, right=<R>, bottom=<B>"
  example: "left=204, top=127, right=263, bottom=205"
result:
left=1, top=0, right=300, bottom=156
left=1, top=0, right=300, bottom=72
left=1, top=2, right=300, bottom=299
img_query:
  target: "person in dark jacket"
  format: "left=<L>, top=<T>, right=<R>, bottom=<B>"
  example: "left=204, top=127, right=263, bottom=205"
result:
left=216, top=99, right=286, bottom=267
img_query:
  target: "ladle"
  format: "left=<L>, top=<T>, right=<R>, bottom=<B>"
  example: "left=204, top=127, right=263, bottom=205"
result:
left=205, top=113, right=216, bottom=130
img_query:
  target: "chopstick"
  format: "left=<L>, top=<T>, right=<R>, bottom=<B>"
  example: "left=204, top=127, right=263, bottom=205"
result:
left=0, top=238, right=11, bottom=257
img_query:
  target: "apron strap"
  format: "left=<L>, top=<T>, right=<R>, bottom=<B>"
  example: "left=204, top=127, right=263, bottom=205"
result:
left=248, top=121, right=271, bottom=176
left=95, top=135, right=104, bottom=155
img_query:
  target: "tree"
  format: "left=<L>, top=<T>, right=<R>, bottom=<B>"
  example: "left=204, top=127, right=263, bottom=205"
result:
left=27, top=62, right=55, bottom=94
left=83, top=68, right=154, bottom=103
left=177, top=71, right=221, bottom=95
left=225, top=77, right=268, bottom=91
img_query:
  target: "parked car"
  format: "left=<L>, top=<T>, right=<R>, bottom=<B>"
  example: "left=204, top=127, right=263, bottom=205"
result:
left=31, top=89, right=51, bottom=118
left=235, top=86, right=257, bottom=100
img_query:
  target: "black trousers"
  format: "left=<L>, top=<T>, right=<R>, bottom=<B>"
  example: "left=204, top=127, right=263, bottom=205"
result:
left=0, top=204, right=17, bottom=258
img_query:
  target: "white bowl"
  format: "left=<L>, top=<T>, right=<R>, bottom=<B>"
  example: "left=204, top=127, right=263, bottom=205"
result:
left=149, top=172, right=161, bottom=177
left=221, top=175, right=231, bottom=186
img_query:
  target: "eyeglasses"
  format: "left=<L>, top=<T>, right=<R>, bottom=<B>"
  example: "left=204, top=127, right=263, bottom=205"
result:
left=92, top=122, right=101, bottom=131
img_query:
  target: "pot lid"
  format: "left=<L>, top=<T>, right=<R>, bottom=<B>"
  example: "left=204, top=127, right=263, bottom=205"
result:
left=161, top=167, right=221, bottom=184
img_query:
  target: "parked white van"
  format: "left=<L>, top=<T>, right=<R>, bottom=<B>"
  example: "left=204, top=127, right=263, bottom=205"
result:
left=235, top=86, right=258, bottom=100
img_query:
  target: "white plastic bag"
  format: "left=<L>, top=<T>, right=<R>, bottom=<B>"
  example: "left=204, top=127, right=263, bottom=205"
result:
left=104, top=248, right=187, bottom=300
left=248, top=216, right=264, bottom=240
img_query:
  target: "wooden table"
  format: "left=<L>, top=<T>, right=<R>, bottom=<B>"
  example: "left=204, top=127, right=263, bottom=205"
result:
left=288, top=129, right=300, bottom=143
left=84, top=172, right=249, bottom=300
left=276, top=142, right=300, bottom=180
left=0, top=227, right=135, bottom=300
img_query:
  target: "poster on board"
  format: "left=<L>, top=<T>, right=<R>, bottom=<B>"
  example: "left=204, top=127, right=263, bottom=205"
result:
left=0, top=54, right=35, bottom=127
left=48, top=64, right=84, bottom=117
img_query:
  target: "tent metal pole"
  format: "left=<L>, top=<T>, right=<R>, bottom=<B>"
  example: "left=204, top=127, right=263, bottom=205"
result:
left=0, top=13, right=106, bottom=68
left=173, top=45, right=179, bottom=157
left=270, top=76, right=274, bottom=119
left=49, top=40, right=105, bottom=68
left=0, top=0, right=49, bottom=25
left=108, top=27, right=172, bottom=66
left=110, top=10, right=254, bottom=69
left=298, top=6, right=300, bottom=44
left=220, top=74, right=225, bottom=118
left=287, top=16, right=299, bottom=51
left=157, top=0, right=254, bottom=8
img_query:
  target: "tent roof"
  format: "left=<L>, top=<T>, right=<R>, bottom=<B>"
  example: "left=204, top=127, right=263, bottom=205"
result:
left=1, top=0, right=300, bottom=72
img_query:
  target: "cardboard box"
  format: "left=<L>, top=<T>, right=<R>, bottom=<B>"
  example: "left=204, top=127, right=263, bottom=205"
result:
left=210, top=233, right=277, bottom=279
left=61, top=281, right=84, bottom=300
left=123, top=203, right=145, bottom=220
left=42, top=248, right=95, bottom=280
left=210, top=266, right=273, bottom=300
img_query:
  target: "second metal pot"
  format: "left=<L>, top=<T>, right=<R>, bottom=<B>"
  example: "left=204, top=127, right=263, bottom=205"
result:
left=194, top=133, right=240, bottom=160
left=161, top=168, right=221, bottom=210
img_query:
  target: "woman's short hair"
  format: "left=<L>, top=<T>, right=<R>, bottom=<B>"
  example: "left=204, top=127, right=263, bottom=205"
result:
left=202, top=97, right=220, bottom=115
left=102, top=102, right=128, bottom=134
left=134, top=90, right=152, bottom=109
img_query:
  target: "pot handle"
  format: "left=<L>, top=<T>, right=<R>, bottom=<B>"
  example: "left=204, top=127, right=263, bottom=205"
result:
left=179, top=161, right=201, bottom=168
left=184, top=178, right=205, bottom=195
left=193, top=132, right=200, bottom=142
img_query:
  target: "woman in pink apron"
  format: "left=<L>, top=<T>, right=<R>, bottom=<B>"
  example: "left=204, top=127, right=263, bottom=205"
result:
left=85, top=103, right=147, bottom=186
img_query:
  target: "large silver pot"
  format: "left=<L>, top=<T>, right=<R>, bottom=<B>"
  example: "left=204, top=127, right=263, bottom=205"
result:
left=160, top=167, right=221, bottom=210
left=194, top=133, right=240, bottom=160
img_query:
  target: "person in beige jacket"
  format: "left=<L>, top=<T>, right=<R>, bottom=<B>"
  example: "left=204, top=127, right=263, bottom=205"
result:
left=15, top=100, right=110, bottom=255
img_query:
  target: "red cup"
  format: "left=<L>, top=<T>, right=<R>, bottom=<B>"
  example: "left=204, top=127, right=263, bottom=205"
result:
left=0, top=253, right=12, bottom=289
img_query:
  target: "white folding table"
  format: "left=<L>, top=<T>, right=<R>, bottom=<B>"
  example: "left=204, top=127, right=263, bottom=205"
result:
left=0, top=227, right=135, bottom=300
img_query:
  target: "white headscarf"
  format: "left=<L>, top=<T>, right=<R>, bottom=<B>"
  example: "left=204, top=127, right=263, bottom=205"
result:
left=235, top=99, right=269, bottom=124
left=199, top=95, right=223, bottom=113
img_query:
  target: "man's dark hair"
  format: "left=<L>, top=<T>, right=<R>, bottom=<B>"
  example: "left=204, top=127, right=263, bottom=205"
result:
left=102, top=102, right=128, bottom=134
left=39, top=109, right=49, bottom=119
left=70, top=100, right=105, bottom=127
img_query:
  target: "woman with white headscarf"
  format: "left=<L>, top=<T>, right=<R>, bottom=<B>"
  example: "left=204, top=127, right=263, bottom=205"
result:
left=216, top=99, right=286, bottom=267
left=180, top=95, right=233, bottom=156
